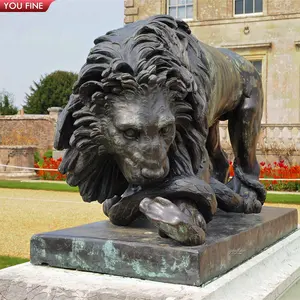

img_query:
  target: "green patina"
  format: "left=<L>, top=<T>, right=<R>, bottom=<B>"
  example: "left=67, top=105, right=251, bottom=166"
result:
left=178, top=225, right=187, bottom=234
left=102, top=240, right=122, bottom=271
left=71, top=239, right=91, bottom=270
left=101, top=240, right=191, bottom=278
left=31, top=236, right=46, bottom=262
left=131, top=259, right=171, bottom=278
left=131, top=255, right=191, bottom=278
left=170, top=255, right=190, bottom=272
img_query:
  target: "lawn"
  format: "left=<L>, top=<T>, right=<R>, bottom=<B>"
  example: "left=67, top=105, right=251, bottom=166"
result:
left=266, top=194, right=300, bottom=204
left=0, top=180, right=299, bottom=204
left=0, top=256, right=29, bottom=270
left=0, top=180, right=78, bottom=192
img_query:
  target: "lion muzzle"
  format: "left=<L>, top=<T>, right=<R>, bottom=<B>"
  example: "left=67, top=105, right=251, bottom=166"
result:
left=141, top=167, right=166, bottom=181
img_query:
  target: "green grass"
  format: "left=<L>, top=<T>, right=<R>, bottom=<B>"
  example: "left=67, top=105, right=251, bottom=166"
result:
left=266, top=193, right=300, bottom=204
left=0, top=180, right=299, bottom=204
left=0, top=256, right=29, bottom=270
left=0, top=180, right=78, bottom=192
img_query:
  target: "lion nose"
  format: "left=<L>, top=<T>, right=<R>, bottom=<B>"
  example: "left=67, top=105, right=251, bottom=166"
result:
left=141, top=168, right=165, bottom=180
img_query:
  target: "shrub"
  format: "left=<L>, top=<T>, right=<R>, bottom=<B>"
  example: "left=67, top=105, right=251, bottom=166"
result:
left=0, top=90, right=18, bottom=115
left=34, top=151, right=41, bottom=164
left=43, top=149, right=53, bottom=159
left=35, top=149, right=53, bottom=167
left=24, top=71, right=78, bottom=114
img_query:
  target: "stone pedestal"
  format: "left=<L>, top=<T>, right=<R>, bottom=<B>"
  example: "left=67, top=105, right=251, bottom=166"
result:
left=30, top=207, right=298, bottom=286
left=1, top=227, right=300, bottom=300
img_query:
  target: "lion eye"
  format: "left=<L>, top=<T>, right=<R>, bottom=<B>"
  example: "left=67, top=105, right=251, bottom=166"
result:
left=123, top=128, right=139, bottom=139
left=160, top=125, right=173, bottom=135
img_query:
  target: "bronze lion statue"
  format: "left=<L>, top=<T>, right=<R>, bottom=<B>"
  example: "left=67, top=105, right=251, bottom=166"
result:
left=55, top=15, right=266, bottom=246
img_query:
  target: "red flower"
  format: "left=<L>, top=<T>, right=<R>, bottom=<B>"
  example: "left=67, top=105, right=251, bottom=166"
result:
left=35, top=157, right=66, bottom=181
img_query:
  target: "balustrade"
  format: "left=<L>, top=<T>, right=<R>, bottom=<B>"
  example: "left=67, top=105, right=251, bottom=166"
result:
left=219, top=123, right=300, bottom=151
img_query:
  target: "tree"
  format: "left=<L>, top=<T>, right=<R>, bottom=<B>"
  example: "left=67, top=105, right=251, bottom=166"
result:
left=0, top=91, right=18, bottom=115
left=24, top=70, right=78, bottom=114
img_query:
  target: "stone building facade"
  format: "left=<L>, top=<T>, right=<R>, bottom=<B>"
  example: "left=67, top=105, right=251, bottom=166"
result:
left=124, top=0, right=300, bottom=163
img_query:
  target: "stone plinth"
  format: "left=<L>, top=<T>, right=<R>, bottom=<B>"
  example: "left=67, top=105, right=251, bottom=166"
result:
left=1, top=226, right=300, bottom=300
left=30, top=207, right=298, bottom=286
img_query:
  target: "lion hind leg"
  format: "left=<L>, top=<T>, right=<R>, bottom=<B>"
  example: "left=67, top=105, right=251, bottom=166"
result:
left=206, top=121, right=230, bottom=184
left=210, top=177, right=244, bottom=213
left=227, top=86, right=266, bottom=213
left=206, top=122, right=245, bottom=212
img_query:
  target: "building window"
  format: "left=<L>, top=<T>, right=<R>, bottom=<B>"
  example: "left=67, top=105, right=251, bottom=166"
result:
left=249, top=60, right=262, bottom=75
left=168, top=0, right=193, bottom=20
left=235, top=0, right=263, bottom=15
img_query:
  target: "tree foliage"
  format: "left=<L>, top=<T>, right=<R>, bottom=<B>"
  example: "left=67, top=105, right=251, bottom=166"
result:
left=0, top=91, right=18, bottom=115
left=24, top=70, right=78, bottom=114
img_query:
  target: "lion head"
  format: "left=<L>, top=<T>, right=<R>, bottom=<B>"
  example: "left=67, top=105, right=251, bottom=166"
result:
left=54, top=15, right=210, bottom=203
left=99, top=89, right=176, bottom=185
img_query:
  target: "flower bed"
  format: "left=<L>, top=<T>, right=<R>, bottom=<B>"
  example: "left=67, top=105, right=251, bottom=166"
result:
left=34, top=157, right=66, bottom=181
left=229, top=160, right=300, bottom=192
left=34, top=155, right=300, bottom=191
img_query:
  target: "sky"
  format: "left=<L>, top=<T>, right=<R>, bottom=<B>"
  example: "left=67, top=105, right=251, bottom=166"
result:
left=0, top=0, right=124, bottom=108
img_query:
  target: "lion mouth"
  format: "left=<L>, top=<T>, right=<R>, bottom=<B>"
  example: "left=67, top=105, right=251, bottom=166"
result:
left=141, top=167, right=165, bottom=180
left=122, top=157, right=169, bottom=185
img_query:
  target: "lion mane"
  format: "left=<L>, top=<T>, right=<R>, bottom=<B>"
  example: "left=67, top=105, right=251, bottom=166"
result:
left=55, top=15, right=211, bottom=203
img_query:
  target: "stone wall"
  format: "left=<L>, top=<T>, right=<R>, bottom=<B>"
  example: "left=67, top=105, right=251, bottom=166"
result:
left=268, top=0, right=300, bottom=15
left=124, top=0, right=162, bottom=23
left=0, top=115, right=55, bottom=154
left=0, top=108, right=62, bottom=177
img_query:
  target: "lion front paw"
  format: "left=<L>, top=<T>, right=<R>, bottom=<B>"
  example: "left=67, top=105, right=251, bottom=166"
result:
left=139, top=197, right=206, bottom=246
left=102, top=195, right=121, bottom=217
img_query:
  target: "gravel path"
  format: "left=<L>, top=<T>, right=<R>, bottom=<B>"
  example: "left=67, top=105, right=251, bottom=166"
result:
left=0, top=188, right=107, bottom=258
left=0, top=188, right=299, bottom=258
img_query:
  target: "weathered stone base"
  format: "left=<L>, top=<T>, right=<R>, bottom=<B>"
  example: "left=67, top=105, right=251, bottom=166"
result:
left=30, top=207, right=298, bottom=286
left=1, top=228, right=300, bottom=300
